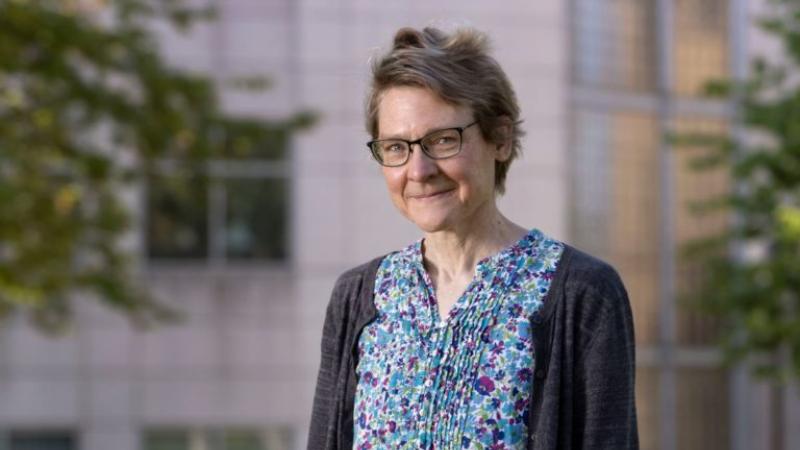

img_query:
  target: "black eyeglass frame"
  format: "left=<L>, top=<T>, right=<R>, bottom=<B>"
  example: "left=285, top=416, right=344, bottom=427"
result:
left=366, top=121, right=478, bottom=167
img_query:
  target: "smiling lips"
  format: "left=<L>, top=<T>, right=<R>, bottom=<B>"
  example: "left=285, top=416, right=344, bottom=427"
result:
left=407, top=188, right=455, bottom=199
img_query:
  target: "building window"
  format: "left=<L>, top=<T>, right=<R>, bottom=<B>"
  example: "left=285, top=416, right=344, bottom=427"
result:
left=571, top=0, right=737, bottom=449
left=142, top=427, right=292, bottom=450
left=572, top=0, right=658, bottom=93
left=146, top=133, right=290, bottom=263
left=0, top=431, right=76, bottom=450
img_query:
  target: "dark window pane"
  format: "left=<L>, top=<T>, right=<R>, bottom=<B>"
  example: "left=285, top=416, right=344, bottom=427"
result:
left=207, top=428, right=263, bottom=450
left=222, top=429, right=263, bottom=450
left=147, top=175, right=209, bottom=259
left=10, top=432, right=74, bottom=450
left=225, top=178, right=287, bottom=260
left=143, top=430, right=189, bottom=450
left=143, top=428, right=293, bottom=450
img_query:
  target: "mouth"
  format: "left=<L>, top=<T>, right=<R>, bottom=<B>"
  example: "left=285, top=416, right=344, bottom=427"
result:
left=408, top=189, right=455, bottom=200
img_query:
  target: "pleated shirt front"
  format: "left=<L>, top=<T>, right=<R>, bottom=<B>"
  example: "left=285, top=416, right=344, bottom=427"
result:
left=353, top=229, right=564, bottom=449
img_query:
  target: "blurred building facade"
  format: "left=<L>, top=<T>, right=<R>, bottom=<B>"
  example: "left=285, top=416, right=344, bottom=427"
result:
left=0, top=0, right=799, bottom=450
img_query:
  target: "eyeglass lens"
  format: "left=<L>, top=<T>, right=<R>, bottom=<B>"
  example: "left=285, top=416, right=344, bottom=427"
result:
left=374, top=128, right=462, bottom=166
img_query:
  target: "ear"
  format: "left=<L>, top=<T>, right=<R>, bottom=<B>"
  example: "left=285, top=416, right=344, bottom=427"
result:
left=493, top=116, right=513, bottom=162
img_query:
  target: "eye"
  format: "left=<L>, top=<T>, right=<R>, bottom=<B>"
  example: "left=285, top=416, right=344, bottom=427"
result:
left=378, top=141, right=407, bottom=157
left=434, top=136, right=456, bottom=145
left=424, top=131, right=459, bottom=149
left=385, top=142, right=405, bottom=153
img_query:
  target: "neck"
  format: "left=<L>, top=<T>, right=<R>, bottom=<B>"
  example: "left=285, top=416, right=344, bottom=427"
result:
left=421, top=204, right=527, bottom=279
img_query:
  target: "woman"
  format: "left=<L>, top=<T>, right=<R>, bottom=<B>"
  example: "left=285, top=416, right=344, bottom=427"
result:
left=308, top=26, right=638, bottom=450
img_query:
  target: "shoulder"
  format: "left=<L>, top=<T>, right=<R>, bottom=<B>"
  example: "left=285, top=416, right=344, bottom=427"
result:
left=549, top=245, right=634, bottom=349
left=326, top=255, right=386, bottom=315
left=319, top=256, right=387, bottom=348
left=543, top=245, right=632, bottom=331
left=553, top=245, right=627, bottom=302
left=334, top=256, right=386, bottom=287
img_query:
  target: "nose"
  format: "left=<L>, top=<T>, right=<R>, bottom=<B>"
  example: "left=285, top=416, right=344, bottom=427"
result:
left=406, top=143, right=438, bottom=181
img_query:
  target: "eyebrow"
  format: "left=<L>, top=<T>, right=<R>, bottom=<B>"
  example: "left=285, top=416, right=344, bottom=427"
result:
left=379, top=123, right=462, bottom=141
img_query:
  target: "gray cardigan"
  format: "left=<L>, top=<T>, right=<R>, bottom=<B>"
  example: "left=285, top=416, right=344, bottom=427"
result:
left=307, top=244, right=639, bottom=449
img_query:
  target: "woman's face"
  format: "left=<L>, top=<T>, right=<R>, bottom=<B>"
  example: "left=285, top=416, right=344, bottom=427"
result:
left=376, top=86, right=506, bottom=234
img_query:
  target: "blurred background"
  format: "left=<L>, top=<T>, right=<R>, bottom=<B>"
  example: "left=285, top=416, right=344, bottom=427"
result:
left=1, top=0, right=799, bottom=449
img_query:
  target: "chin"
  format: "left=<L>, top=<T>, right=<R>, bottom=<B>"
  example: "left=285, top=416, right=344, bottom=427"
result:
left=407, top=213, right=454, bottom=234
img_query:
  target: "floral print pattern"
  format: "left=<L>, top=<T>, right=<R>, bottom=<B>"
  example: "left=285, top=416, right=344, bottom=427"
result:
left=354, top=229, right=564, bottom=449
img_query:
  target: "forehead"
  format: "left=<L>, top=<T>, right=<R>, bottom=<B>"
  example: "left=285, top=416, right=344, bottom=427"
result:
left=376, top=86, right=470, bottom=138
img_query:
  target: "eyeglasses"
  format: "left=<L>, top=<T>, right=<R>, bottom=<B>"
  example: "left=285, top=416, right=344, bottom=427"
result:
left=366, top=121, right=478, bottom=167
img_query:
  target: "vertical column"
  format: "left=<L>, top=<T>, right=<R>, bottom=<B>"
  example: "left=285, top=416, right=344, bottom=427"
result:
left=784, top=382, right=800, bottom=450
left=655, top=1, right=677, bottom=450
left=83, top=427, right=139, bottom=450
left=727, top=0, right=751, bottom=448
left=77, top=317, right=139, bottom=450
left=208, top=0, right=228, bottom=268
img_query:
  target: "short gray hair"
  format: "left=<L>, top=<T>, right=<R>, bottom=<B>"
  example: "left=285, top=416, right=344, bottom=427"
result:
left=365, top=26, right=524, bottom=195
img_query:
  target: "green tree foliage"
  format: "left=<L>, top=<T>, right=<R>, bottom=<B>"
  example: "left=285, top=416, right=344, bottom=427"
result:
left=0, top=0, right=313, bottom=331
left=676, top=0, right=800, bottom=380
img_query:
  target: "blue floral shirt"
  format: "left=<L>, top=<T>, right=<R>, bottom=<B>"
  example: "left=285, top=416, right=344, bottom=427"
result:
left=354, top=229, right=564, bottom=449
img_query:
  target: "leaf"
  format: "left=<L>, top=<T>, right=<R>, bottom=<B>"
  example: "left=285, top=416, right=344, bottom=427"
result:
left=675, top=0, right=800, bottom=380
left=0, top=0, right=314, bottom=333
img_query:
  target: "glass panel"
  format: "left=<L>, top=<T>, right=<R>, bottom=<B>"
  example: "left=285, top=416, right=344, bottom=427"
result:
left=636, top=367, right=661, bottom=450
left=147, top=175, right=209, bottom=259
left=673, top=118, right=730, bottom=345
left=571, top=110, right=612, bottom=258
left=143, top=428, right=294, bottom=450
left=261, top=428, right=293, bottom=450
left=571, top=111, right=661, bottom=346
left=9, top=432, right=74, bottom=450
left=225, top=178, right=287, bottom=260
left=143, top=429, right=189, bottom=450
left=573, top=0, right=657, bottom=92
left=609, top=113, right=661, bottom=347
left=677, top=368, right=730, bottom=450
left=674, top=0, right=730, bottom=96
left=223, top=429, right=263, bottom=450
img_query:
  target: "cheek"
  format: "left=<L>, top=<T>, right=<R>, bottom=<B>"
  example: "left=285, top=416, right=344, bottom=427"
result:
left=381, top=169, right=405, bottom=198
left=455, top=158, right=492, bottom=191
left=473, top=149, right=498, bottom=184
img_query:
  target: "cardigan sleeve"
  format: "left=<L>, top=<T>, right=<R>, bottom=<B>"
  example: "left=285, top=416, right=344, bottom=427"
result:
left=306, top=257, right=383, bottom=450
left=572, top=264, right=639, bottom=449
left=307, top=287, right=342, bottom=450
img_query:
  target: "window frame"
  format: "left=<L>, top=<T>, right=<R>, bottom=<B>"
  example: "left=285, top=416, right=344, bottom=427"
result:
left=143, top=156, right=293, bottom=269
left=0, top=429, right=78, bottom=450
left=141, top=425, right=294, bottom=450
left=568, top=0, right=748, bottom=449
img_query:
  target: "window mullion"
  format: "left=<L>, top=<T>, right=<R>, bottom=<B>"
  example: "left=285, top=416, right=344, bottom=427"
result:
left=189, top=428, right=207, bottom=450
left=208, top=173, right=227, bottom=265
left=655, top=1, right=677, bottom=450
